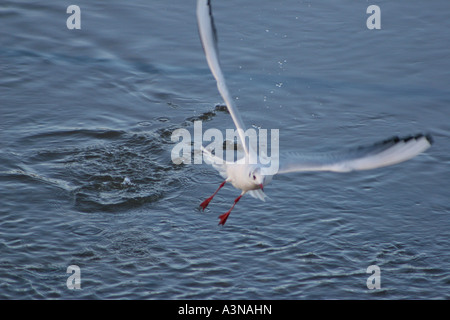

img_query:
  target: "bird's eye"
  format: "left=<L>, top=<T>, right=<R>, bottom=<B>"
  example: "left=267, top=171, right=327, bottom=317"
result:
left=253, top=175, right=256, bottom=180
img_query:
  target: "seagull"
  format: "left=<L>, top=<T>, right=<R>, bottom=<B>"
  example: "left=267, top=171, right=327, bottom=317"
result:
left=196, top=0, right=433, bottom=226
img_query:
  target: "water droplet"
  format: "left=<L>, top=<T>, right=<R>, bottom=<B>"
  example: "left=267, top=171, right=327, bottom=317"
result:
left=122, top=177, right=132, bottom=186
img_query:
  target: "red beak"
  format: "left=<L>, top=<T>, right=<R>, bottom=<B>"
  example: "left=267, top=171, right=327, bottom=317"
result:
left=259, top=184, right=264, bottom=191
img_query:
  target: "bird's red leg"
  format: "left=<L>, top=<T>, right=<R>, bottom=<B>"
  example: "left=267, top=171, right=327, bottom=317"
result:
left=200, top=180, right=226, bottom=211
left=218, top=194, right=242, bottom=226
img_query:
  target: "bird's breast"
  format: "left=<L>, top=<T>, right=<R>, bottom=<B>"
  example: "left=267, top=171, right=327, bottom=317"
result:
left=226, top=164, right=255, bottom=191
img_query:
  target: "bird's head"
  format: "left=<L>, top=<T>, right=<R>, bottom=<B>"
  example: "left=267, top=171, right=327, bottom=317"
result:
left=249, top=167, right=265, bottom=190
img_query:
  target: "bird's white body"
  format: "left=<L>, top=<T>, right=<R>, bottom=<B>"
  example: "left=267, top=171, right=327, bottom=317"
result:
left=201, top=147, right=272, bottom=202
left=226, top=164, right=261, bottom=191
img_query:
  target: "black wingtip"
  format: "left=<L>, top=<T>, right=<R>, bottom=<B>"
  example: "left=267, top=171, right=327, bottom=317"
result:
left=424, top=133, right=434, bottom=145
left=408, top=133, right=434, bottom=145
left=373, top=133, right=433, bottom=150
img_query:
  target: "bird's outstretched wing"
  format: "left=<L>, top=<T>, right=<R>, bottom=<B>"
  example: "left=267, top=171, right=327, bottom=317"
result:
left=197, top=0, right=249, bottom=155
left=278, top=134, right=433, bottom=174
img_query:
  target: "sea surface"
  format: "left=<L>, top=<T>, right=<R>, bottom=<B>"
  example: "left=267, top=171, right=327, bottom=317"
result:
left=1, top=0, right=449, bottom=299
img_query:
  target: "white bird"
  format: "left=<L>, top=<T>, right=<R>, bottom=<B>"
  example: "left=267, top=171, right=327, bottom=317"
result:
left=196, top=0, right=433, bottom=225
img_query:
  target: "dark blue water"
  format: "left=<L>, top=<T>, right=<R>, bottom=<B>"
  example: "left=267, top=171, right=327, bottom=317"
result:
left=1, top=0, right=449, bottom=299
